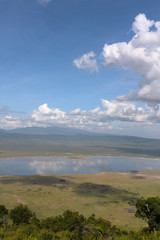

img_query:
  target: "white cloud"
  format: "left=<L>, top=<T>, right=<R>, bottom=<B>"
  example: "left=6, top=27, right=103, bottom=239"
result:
left=1, top=101, right=160, bottom=138
left=117, top=80, right=160, bottom=103
left=25, top=101, right=160, bottom=127
left=132, top=13, right=155, bottom=33
left=31, top=103, right=68, bottom=126
left=101, top=99, right=148, bottom=122
left=101, top=13, right=160, bottom=104
left=1, top=14, right=160, bottom=137
left=73, top=51, right=98, bottom=73
left=0, top=116, right=24, bottom=129
left=69, top=108, right=84, bottom=115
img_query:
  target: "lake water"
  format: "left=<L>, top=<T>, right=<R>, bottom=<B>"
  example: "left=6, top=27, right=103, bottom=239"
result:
left=0, top=156, right=160, bottom=175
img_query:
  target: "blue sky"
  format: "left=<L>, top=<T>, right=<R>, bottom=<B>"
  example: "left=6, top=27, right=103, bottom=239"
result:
left=0, top=0, right=160, bottom=138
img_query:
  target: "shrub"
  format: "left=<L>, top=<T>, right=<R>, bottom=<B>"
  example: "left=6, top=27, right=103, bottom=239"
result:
left=10, top=204, right=34, bottom=225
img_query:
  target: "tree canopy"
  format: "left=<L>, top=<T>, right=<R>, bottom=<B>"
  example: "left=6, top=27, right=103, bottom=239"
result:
left=10, top=204, right=33, bottom=225
left=135, top=197, right=160, bottom=231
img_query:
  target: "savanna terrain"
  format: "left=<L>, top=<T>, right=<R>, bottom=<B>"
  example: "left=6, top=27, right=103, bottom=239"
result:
left=0, top=128, right=160, bottom=159
left=0, top=171, right=160, bottom=230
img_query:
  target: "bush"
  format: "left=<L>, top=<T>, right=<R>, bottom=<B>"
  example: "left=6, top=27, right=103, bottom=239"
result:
left=38, top=229, right=54, bottom=240
left=10, top=204, right=34, bottom=225
left=135, top=197, right=160, bottom=231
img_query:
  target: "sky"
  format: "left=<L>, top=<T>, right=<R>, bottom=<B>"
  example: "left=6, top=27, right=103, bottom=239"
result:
left=0, top=0, right=160, bottom=138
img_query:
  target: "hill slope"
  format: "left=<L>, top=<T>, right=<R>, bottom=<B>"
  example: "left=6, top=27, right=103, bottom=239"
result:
left=0, top=127, right=160, bottom=158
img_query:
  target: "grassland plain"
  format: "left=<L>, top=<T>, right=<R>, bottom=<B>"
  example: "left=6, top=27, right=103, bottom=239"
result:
left=0, top=171, right=160, bottom=230
left=0, top=131, right=160, bottom=158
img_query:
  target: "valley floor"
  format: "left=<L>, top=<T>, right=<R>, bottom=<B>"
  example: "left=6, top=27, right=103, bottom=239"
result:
left=0, top=171, right=160, bottom=230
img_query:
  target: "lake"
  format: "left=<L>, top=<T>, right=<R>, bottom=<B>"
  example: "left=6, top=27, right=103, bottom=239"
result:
left=0, top=156, right=160, bottom=175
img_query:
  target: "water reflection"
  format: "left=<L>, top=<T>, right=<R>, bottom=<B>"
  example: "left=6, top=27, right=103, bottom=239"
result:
left=29, top=158, right=109, bottom=175
left=0, top=156, right=160, bottom=175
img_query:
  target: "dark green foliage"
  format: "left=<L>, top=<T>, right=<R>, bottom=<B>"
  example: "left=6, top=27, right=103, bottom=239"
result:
left=2, top=202, right=160, bottom=239
left=0, top=205, right=9, bottom=227
left=40, top=210, right=119, bottom=240
left=0, top=205, right=8, bottom=219
left=62, top=210, right=86, bottom=239
left=30, top=212, right=40, bottom=227
left=62, top=210, right=85, bottom=231
left=74, top=182, right=137, bottom=203
left=136, top=197, right=160, bottom=231
left=41, top=215, right=64, bottom=232
left=85, top=214, right=122, bottom=239
left=16, top=224, right=39, bottom=238
left=38, top=230, right=53, bottom=240
left=41, top=210, right=85, bottom=239
left=10, top=204, right=33, bottom=225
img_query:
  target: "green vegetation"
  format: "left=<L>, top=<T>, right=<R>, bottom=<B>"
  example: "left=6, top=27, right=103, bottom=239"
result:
left=10, top=205, right=35, bottom=225
left=0, top=198, right=160, bottom=240
left=0, top=130, right=160, bottom=158
left=0, top=205, right=8, bottom=219
left=136, top=197, right=160, bottom=231
left=0, top=205, right=8, bottom=227
left=1, top=171, right=160, bottom=230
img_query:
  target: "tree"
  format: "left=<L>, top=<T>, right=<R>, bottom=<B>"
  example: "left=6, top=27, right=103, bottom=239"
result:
left=0, top=205, right=8, bottom=227
left=10, top=204, right=33, bottom=225
left=135, top=197, right=160, bottom=231
left=62, top=210, right=85, bottom=232
left=0, top=205, right=8, bottom=219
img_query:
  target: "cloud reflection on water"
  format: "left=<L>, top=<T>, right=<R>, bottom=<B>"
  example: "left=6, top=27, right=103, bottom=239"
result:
left=29, top=157, right=109, bottom=175
left=0, top=156, right=160, bottom=175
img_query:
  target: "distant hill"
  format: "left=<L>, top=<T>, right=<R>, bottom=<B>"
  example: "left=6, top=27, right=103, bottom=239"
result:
left=0, top=127, right=160, bottom=158
left=5, top=126, right=99, bottom=136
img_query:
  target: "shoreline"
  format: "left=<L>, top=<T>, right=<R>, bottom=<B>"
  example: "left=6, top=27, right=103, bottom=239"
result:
left=0, top=153, right=160, bottom=161
left=0, top=170, right=160, bottom=177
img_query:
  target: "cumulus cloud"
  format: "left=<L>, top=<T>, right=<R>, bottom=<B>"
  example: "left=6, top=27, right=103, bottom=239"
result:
left=0, top=116, right=25, bottom=129
left=31, top=103, right=68, bottom=126
left=101, top=13, right=160, bottom=104
left=25, top=101, right=160, bottom=127
left=101, top=99, right=148, bottom=122
left=73, top=51, right=98, bottom=73
left=73, top=14, right=160, bottom=104
left=30, top=103, right=110, bottom=129
left=0, top=101, right=160, bottom=138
